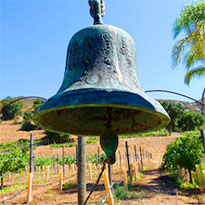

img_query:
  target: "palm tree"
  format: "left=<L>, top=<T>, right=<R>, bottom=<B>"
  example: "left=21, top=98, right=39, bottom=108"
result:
left=172, top=1, right=205, bottom=85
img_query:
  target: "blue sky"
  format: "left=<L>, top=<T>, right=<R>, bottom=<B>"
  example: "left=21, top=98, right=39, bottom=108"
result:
left=1, top=0, right=204, bottom=102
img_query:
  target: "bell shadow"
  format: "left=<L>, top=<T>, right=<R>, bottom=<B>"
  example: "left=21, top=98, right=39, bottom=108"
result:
left=133, top=168, right=178, bottom=196
left=61, top=183, right=105, bottom=195
left=133, top=168, right=201, bottom=198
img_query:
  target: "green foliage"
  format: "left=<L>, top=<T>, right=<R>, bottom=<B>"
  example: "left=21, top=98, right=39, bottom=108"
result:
left=35, top=157, right=52, bottom=166
left=160, top=101, right=184, bottom=133
left=185, top=67, right=205, bottom=84
left=33, top=98, right=45, bottom=112
left=64, top=156, right=76, bottom=165
left=86, top=137, right=99, bottom=144
left=89, top=153, right=106, bottom=164
left=119, top=129, right=169, bottom=138
left=44, top=193, right=55, bottom=198
left=172, top=1, right=205, bottom=84
left=50, top=143, right=75, bottom=148
left=114, top=184, right=147, bottom=201
left=0, top=148, right=29, bottom=188
left=183, top=130, right=201, bottom=137
left=23, top=111, right=33, bottom=121
left=0, top=148, right=29, bottom=174
left=1, top=97, right=24, bottom=120
left=45, top=131, right=71, bottom=144
left=63, top=182, right=77, bottom=190
left=13, top=117, right=19, bottom=125
left=178, top=112, right=204, bottom=131
left=160, top=101, right=204, bottom=133
left=21, top=110, right=35, bottom=131
left=0, top=183, right=26, bottom=194
left=34, top=156, right=76, bottom=166
left=162, top=134, right=203, bottom=183
left=0, top=140, right=30, bottom=152
left=173, top=1, right=205, bottom=38
left=21, top=120, right=36, bottom=131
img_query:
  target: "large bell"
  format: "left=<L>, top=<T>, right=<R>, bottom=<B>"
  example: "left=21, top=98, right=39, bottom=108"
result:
left=33, top=23, right=169, bottom=135
left=33, top=1, right=170, bottom=163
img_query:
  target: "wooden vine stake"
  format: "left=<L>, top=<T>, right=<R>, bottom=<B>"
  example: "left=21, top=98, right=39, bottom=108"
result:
left=133, top=163, right=138, bottom=182
left=27, top=168, right=33, bottom=203
left=195, top=165, right=203, bottom=193
left=59, top=165, right=63, bottom=191
left=103, top=169, right=114, bottom=205
left=42, top=166, right=45, bottom=177
left=27, top=133, right=34, bottom=203
left=46, top=166, right=50, bottom=181
left=123, top=167, right=128, bottom=191
left=88, top=163, right=92, bottom=180
left=72, top=163, right=75, bottom=174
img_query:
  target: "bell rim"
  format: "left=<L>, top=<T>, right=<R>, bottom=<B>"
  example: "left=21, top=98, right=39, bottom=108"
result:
left=33, top=104, right=170, bottom=136
left=33, top=103, right=170, bottom=136
left=33, top=89, right=170, bottom=136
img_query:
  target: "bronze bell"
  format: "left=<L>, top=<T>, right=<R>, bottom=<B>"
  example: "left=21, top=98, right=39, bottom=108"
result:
left=33, top=0, right=169, bottom=163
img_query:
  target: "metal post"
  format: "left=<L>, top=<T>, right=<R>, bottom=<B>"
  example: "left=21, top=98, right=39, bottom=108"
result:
left=108, top=164, right=113, bottom=192
left=139, top=147, right=143, bottom=171
left=30, top=134, right=34, bottom=173
left=57, top=154, right=59, bottom=174
left=97, top=147, right=100, bottom=165
left=134, top=145, right=137, bottom=161
left=53, top=155, right=55, bottom=173
left=62, top=147, right=65, bottom=176
left=77, top=136, right=86, bottom=205
left=119, top=151, right=122, bottom=169
left=200, top=129, right=205, bottom=152
left=125, top=141, right=130, bottom=177
left=28, top=133, right=34, bottom=202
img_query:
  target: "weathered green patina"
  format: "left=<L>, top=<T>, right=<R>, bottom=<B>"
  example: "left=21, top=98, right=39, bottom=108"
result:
left=33, top=2, right=170, bottom=164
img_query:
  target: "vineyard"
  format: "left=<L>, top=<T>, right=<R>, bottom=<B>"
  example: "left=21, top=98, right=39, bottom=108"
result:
left=0, top=119, right=205, bottom=204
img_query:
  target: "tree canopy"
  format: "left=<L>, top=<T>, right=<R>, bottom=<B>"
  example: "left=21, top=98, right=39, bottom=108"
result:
left=1, top=97, right=24, bottom=120
left=172, top=1, right=205, bottom=84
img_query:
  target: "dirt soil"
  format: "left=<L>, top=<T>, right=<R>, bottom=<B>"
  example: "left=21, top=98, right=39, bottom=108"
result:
left=0, top=123, right=204, bottom=204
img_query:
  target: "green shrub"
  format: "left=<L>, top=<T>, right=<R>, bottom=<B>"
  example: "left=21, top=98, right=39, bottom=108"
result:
left=162, top=134, right=203, bottom=183
left=21, top=121, right=35, bottom=131
left=33, top=98, right=45, bottom=112
left=114, top=184, right=147, bottom=201
left=45, top=131, right=71, bottom=144
left=183, top=130, right=201, bottom=137
left=23, top=111, right=33, bottom=121
left=13, top=117, right=19, bottom=125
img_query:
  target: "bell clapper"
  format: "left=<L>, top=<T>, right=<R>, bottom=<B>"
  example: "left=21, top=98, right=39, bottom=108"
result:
left=100, top=107, right=119, bottom=165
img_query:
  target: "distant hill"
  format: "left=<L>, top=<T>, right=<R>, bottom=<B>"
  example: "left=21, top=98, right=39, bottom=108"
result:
left=158, top=99, right=204, bottom=113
